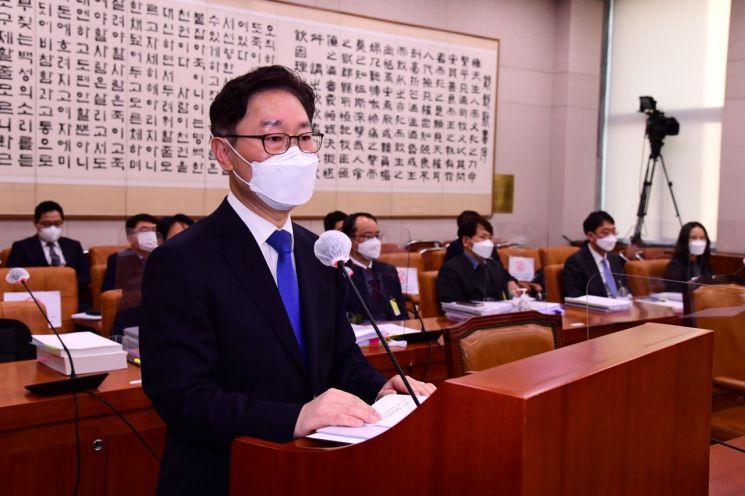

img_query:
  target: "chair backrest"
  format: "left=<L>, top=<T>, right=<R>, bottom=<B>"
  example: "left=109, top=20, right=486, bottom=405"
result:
left=543, top=264, right=565, bottom=303
left=0, top=267, right=78, bottom=332
left=88, top=245, right=128, bottom=268
left=0, top=300, right=49, bottom=334
left=90, top=264, right=107, bottom=311
left=420, top=247, right=447, bottom=272
left=690, top=284, right=745, bottom=382
left=443, top=311, right=562, bottom=377
left=624, top=259, right=670, bottom=297
left=539, top=245, right=579, bottom=267
left=0, top=247, right=10, bottom=267
left=498, top=247, right=542, bottom=272
left=405, top=240, right=440, bottom=253
left=100, top=289, right=123, bottom=337
left=381, top=243, right=405, bottom=254
left=377, top=252, right=424, bottom=272
left=417, top=270, right=443, bottom=318
left=0, top=318, right=36, bottom=362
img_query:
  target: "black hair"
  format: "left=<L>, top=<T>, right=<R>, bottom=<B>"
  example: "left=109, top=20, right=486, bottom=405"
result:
left=456, top=210, right=480, bottom=228
left=457, top=215, right=493, bottom=239
left=671, top=221, right=712, bottom=267
left=156, top=214, right=195, bottom=240
left=341, top=212, right=378, bottom=238
left=582, top=210, right=615, bottom=235
left=34, top=200, right=64, bottom=223
left=210, top=65, right=316, bottom=140
left=126, top=213, right=159, bottom=230
left=323, top=210, right=347, bottom=231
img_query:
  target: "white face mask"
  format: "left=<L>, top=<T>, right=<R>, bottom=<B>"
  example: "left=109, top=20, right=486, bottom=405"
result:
left=38, top=226, right=62, bottom=243
left=357, top=237, right=381, bottom=260
left=224, top=140, right=318, bottom=211
left=136, top=231, right=159, bottom=252
left=471, top=239, right=494, bottom=259
left=689, top=239, right=706, bottom=256
left=595, top=234, right=617, bottom=252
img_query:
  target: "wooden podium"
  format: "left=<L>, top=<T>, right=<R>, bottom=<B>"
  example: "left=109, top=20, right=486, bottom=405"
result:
left=231, top=323, right=713, bottom=495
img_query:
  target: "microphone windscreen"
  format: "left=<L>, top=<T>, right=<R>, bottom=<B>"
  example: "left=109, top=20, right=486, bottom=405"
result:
left=6, top=267, right=30, bottom=284
left=314, top=230, right=351, bottom=267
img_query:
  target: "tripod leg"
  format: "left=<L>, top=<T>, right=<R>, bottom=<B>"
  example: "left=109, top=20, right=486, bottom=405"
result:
left=632, top=156, right=658, bottom=244
left=657, top=155, right=683, bottom=227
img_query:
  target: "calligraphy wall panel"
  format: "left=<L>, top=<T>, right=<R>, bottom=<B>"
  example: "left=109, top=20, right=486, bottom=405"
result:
left=0, top=0, right=498, bottom=217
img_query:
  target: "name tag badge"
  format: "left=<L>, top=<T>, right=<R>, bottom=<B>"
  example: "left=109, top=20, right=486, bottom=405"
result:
left=389, top=298, right=401, bottom=317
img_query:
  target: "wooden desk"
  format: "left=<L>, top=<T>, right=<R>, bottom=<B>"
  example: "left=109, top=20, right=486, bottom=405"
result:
left=710, top=436, right=745, bottom=496
left=0, top=361, right=164, bottom=495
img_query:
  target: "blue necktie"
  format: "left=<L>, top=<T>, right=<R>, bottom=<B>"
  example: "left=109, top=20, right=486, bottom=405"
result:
left=266, top=230, right=305, bottom=355
left=601, top=258, right=619, bottom=298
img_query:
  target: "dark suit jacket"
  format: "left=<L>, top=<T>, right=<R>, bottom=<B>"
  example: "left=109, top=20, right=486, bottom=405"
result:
left=562, top=243, right=626, bottom=298
left=436, top=253, right=511, bottom=302
left=664, top=257, right=713, bottom=292
left=7, top=235, right=90, bottom=289
left=445, top=239, right=516, bottom=282
left=344, top=259, right=407, bottom=322
left=140, top=199, right=385, bottom=495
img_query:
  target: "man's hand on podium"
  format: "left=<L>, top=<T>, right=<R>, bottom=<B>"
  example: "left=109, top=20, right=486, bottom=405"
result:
left=293, top=388, right=381, bottom=438
left=376, top=375, right=436, bottom=401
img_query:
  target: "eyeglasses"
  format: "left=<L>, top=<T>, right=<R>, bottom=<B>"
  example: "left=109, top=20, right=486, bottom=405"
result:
left=221, top=132, right=324, bottom=155
left=355, top=233, right=383, bottom=242
left=38, top=221, right=63, bottom=228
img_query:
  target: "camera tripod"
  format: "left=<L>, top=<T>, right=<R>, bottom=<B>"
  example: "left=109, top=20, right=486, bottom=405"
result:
left=631, top=147, right=682, bottom=245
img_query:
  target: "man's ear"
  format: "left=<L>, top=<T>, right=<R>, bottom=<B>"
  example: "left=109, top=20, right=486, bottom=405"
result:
left=211, top=138, right=234, bottom=172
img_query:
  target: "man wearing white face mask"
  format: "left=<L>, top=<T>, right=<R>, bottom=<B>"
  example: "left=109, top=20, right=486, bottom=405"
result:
left=7, top=200, right=90, bottom=299
left=563, top=210, right=627, bottom=298
left=437, top=215, right=519, bottom=303
left=341, top=212, right=407, bottom=323
left=138, top=66, right=434, bottom=495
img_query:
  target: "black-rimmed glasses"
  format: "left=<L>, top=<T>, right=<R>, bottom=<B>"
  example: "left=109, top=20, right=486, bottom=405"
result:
left=220, top=132, right=323, bottom=155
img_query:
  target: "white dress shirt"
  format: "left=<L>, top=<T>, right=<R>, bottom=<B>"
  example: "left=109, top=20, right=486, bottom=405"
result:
left=588, top=243, right=610, bottom=287
left=38, top=237, right=67, bottom=266
left=226, top=192, right=294, bottom=285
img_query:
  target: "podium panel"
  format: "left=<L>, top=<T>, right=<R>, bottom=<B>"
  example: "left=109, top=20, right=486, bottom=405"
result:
left=231, top=323, right=713, bottom=495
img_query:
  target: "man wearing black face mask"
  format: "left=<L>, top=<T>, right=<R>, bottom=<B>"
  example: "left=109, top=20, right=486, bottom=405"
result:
left=139, top=66, right=434, bottom=495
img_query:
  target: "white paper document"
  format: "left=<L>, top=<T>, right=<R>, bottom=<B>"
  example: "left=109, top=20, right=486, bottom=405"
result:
left=308, top=394, right=428, bottom=444
left=396, top=267, right=419, bottom=295
left=564, top=295, right=632, bottom=312
left=351, top=323, right=417, bottom=345
left=4, top=290, right=61, bottom=328
left=508, top=256, right=535, bottom=282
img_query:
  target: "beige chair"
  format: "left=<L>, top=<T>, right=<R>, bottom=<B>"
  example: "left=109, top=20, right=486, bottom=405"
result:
left=381, top=243, right=405, bottom=254
left=690, top=283, right=745, bottom=440
left=543, top=264, right=565, bottom=303
left=100, top=289, right=123, bottom=337
left=0, top=300, right=49, bottom=334
left=405, top=240, right=440, bottom=253
left=377, top=252, right=424, bottom=272
left=89, top=264, right=108, bottom=311
left=421, top=247, right=447, bottom=272
left=417, top=270, right=443, bottom=318
left=87, top=245, right=128, bottom=268
left=0, top=267, right=78, bottom=332
left=443, top=311, right=563, bottom=378
left=498, top=247, right=542, bottom=273
left=624, top=259, right=670, bottom=297
left=539, top=245, right=579, bottom=267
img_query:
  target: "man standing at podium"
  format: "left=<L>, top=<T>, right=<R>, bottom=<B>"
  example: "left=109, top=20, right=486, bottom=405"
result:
left=140, top=65, right=434, bottom=495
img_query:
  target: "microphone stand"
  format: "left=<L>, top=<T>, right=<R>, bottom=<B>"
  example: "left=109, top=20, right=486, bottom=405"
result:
left=21, top=280, right=108, bottom=395
left=338, top=263, right=420, bottom=406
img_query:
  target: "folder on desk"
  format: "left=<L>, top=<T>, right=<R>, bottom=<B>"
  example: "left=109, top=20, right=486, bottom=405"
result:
left=564, top=295, right=632, bottom=312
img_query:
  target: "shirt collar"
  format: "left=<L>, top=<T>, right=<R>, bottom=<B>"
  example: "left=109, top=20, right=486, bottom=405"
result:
left=588, top=243, right=606, bottom=264
left=38, top=236, right=60, bottom=248
left=350, top=255, right=373, bottom=270
left=464, top=252, right=481, bottom=269
left=227, top=192, right=293, bottom=246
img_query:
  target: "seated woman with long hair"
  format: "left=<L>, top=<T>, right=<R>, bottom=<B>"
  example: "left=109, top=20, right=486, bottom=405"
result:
left=664, top=221, right=714, bottom=292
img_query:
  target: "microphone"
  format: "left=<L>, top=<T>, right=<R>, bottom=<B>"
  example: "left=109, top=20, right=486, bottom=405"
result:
left=314, top=231, right=421, bottom=406
left=5, top=268, right=108, bottom=395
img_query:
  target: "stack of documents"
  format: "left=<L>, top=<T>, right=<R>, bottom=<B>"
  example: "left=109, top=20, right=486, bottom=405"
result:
left=351, top=323, right=413, bottom=347
left=637, top=292, right=684, bottom=312
left=564, top=295, right=632, bottom=312
left=308, top=393, right=428, bottom=444
left=441, top=301, right=514, bottom=320
left=32, top=332, right=127, bottom=375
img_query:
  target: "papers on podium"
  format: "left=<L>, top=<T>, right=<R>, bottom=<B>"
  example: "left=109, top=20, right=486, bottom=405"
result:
left=564, top=295, right=632, bottom=312
left=351, top=323, right=414, bottom=347
left=308, top=393, right=428, bottom=444
left=32, top=331, right=127, bottom=375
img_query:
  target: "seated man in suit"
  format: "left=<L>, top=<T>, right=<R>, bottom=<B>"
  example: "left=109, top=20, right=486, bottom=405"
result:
left=563, top=210, right=626, bottom=298
left=341, top=212, right=407, bottom=323
left=437, top=215, right=519, bottom=302
left=323, top=210, right=347, bottom=231
left=7, top=200, right=90, bottom=296
left=140, top=65, right=434, bottom=494
left=102, top=213, right=161, bottom=334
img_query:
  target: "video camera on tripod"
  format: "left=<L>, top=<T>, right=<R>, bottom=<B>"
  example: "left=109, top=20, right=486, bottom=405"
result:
left=639, top=96, right=679, bottom=158
left=631, top=96, right=682, bottom=244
